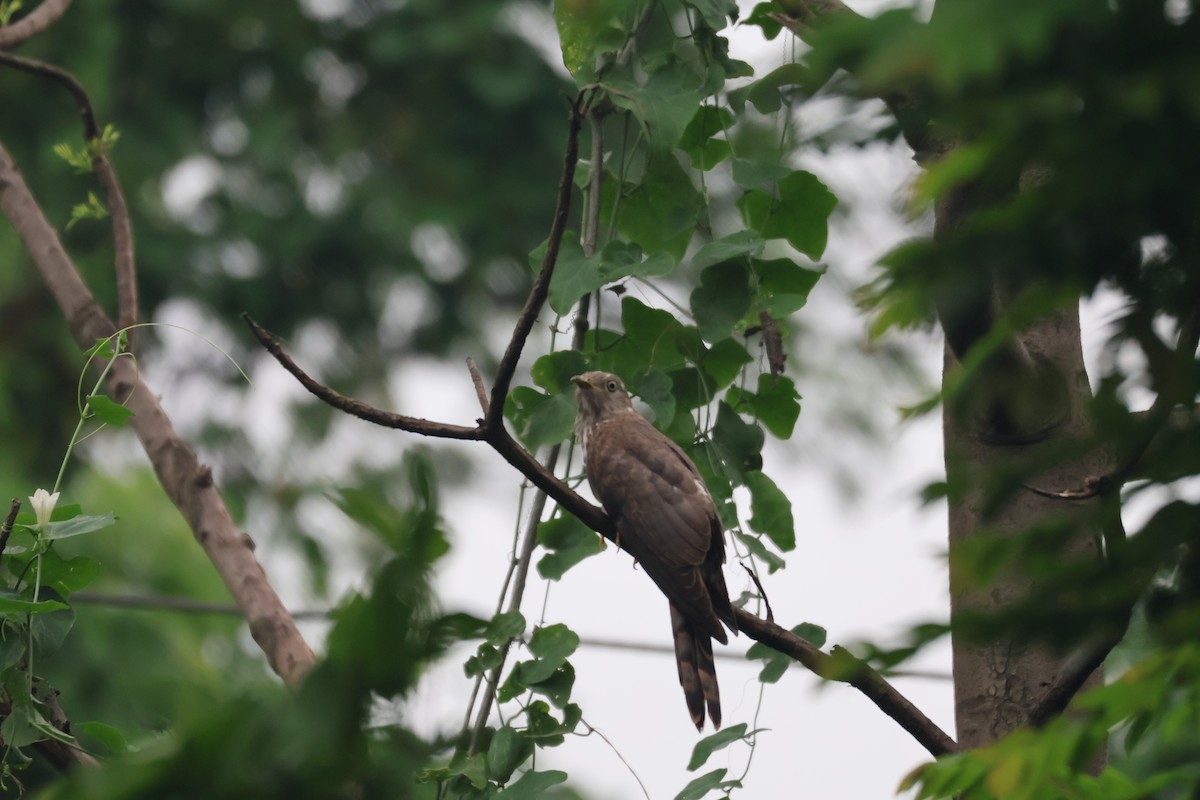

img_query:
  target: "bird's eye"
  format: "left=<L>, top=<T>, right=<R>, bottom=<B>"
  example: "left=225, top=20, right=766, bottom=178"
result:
left=606, top=380, right=618, bottom=392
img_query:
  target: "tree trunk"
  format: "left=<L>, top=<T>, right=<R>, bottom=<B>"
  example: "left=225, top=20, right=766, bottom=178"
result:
left=943, top=304, right=1108, bottom=757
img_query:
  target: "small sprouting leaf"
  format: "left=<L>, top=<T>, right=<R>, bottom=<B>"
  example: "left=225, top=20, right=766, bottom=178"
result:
left=745, top=470, right=795, bottom=551
left=85, top=394, right=134, bottom=426
left=66, top=191, right=108, bottom=230
left=530, top=351, right=588, bottom=394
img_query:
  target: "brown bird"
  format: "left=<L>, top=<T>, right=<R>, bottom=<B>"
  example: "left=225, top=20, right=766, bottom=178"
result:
left=572, top=370, right=738, bottom=730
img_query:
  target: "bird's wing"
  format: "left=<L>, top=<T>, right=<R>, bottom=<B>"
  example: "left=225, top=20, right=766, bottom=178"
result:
left=586, top=413, right=729, bottom=642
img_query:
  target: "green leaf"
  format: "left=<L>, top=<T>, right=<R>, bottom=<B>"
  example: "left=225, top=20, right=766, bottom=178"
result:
left=745, top=470, right=795, bottom=551
left=629, top=369, right=677, bottom=429
left=675, top=768, right=739, bottom=800
left=621, top=297, right=688, bottom=371
left=85, top=394, right=134, bottom=426
left=737, top=171, right=838, bottom=258
left=0, top=589, right=69, bottom=616
left=486, top=611, right=527, bottom=644
left=554, top=0, right=637, bottom=84
left=526, top=662, right=576, bottom=708
left=76, top=720, right=130, bottom=756
left=31, top=599, right=74, bottom=657
left=712, top=402, right=765, bottom=479
left=729, top=63, right=817, bottom=114
left=691, top=261, right=752, bottom=341
left=730, top=155, right=793, bottom=189
left=686, top=723, right=753, bottom=770
left=33, top=550, right=100, bottom=595
left=735, top=531, right=786, bottom=573
left=504, top=386, right=576, bottom=449
left=692, top=231, right=765, bottom=270
left=726, top=374, right=802, bottom=439
left=542, top=237, right=677, bottom=315
left=688, top=0, right=737, bottom=29
left=527, top=623, right=580, bottom=670
left=700, top=338, right=752, bottom=390
left=607, top=60, right=707, bottom=151
left=523, top=700, right=580, bottom=746
left=44, top=512, right=115, bottom=541
left=680, top=105, right=735, bottom=171
left=495, top=768, right=568, bottom=798
left=537, top=514, right=603, bottom=580
left=793, top=622, right=827, bottom=649
left=753, top=258, right=822, bottom=317
left=610, top=153, right=704, bottom=259
left=486, top=725, right=531, bottom=783
left=530, top=351, right=588, bottom=393
left=742, top=3, right=782, bottom=40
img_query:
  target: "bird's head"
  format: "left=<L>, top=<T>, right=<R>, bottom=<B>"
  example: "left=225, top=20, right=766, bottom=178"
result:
left=571, top=371, right=635, bottom=432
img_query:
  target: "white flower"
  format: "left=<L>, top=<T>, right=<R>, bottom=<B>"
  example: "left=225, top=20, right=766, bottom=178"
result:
left=29, top=489, right=60, bottom=531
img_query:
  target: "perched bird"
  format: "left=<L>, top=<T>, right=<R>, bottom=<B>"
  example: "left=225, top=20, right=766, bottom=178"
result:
left=572, top=370, right=738, bottom=730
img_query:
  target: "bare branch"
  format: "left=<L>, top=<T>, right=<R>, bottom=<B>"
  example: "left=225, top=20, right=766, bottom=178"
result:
left=0, top=0, right=72, bottom=50
left=0, top=497, right=19, bottom=563
left=244, top=314, right=483, bottom=441
left=0, top=140, right=315, bottom=689
left=734, top=609, right=958, bottom=757
left=0, top=51, right=138, bottom=335
left=486, top=93, right=587, bottom=432
left=466, top=357, right=490, bottom=416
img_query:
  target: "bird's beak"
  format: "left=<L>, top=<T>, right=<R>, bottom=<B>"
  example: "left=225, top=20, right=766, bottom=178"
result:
left=571, top=375, right=591, bottom=390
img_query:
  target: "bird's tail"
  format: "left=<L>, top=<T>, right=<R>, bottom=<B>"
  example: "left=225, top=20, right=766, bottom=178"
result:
left=671, top=603, right=721, bottom=731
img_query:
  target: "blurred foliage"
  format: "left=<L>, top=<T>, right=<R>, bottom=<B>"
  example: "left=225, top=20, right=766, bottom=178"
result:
left=4, top=0, right=1200, bottom=797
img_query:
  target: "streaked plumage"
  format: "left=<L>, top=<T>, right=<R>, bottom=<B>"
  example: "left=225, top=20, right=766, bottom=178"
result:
left=572, top=371, right=737, bottom=730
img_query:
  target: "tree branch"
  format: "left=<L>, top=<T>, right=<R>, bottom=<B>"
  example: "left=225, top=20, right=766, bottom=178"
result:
left=243, top=315, right=482, bottom=441
left=0, top=0, right=72, bottom=50
left=0, top=140, right=315, bottom=689
left=733, top=609, right=957, bottom=757
left=0, top=50, right=138, bottom=335
left=0, top=497, right=19, bottom=563
left=485, top=93, right=587, bottom=432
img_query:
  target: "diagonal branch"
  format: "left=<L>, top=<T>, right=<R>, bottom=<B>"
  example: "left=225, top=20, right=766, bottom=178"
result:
left=0, top=50, right=139, bottom=334
left=0, top=140, right=315, bottom=689
left=0, top=0, right=72, bottom=50
left=485, top=93, right=588, bottom=432
left=733, top=610, right=957, bottom=757
left=243, top=315, right=482, bottom=441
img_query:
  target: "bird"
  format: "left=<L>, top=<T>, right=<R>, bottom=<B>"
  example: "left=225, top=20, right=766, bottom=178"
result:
left=571, top=370, right=738, bottom=730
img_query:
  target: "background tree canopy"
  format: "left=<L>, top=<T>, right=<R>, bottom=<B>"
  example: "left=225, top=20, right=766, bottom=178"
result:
left=2, top=0, right=1200, bottom=798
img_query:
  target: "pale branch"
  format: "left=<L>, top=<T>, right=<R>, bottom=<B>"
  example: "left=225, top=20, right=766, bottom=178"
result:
left=485, top=92, right=588, bottom=433
left=244, top=315, right=482, bottom=441
left=0, top=140, right=316, bottom=689
left=466, top=357, right=490, bottom=415
left=0, top=0, right=71, bottom=50
left=733, top=609, right=958, bottom=757
left=0, top=50, right=139, bottom=335
left=1027, top=622, right=1127, bottom=729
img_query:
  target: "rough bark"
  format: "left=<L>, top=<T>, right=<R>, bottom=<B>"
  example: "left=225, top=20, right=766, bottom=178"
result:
left=941, top=287, right=1108, bottom=754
